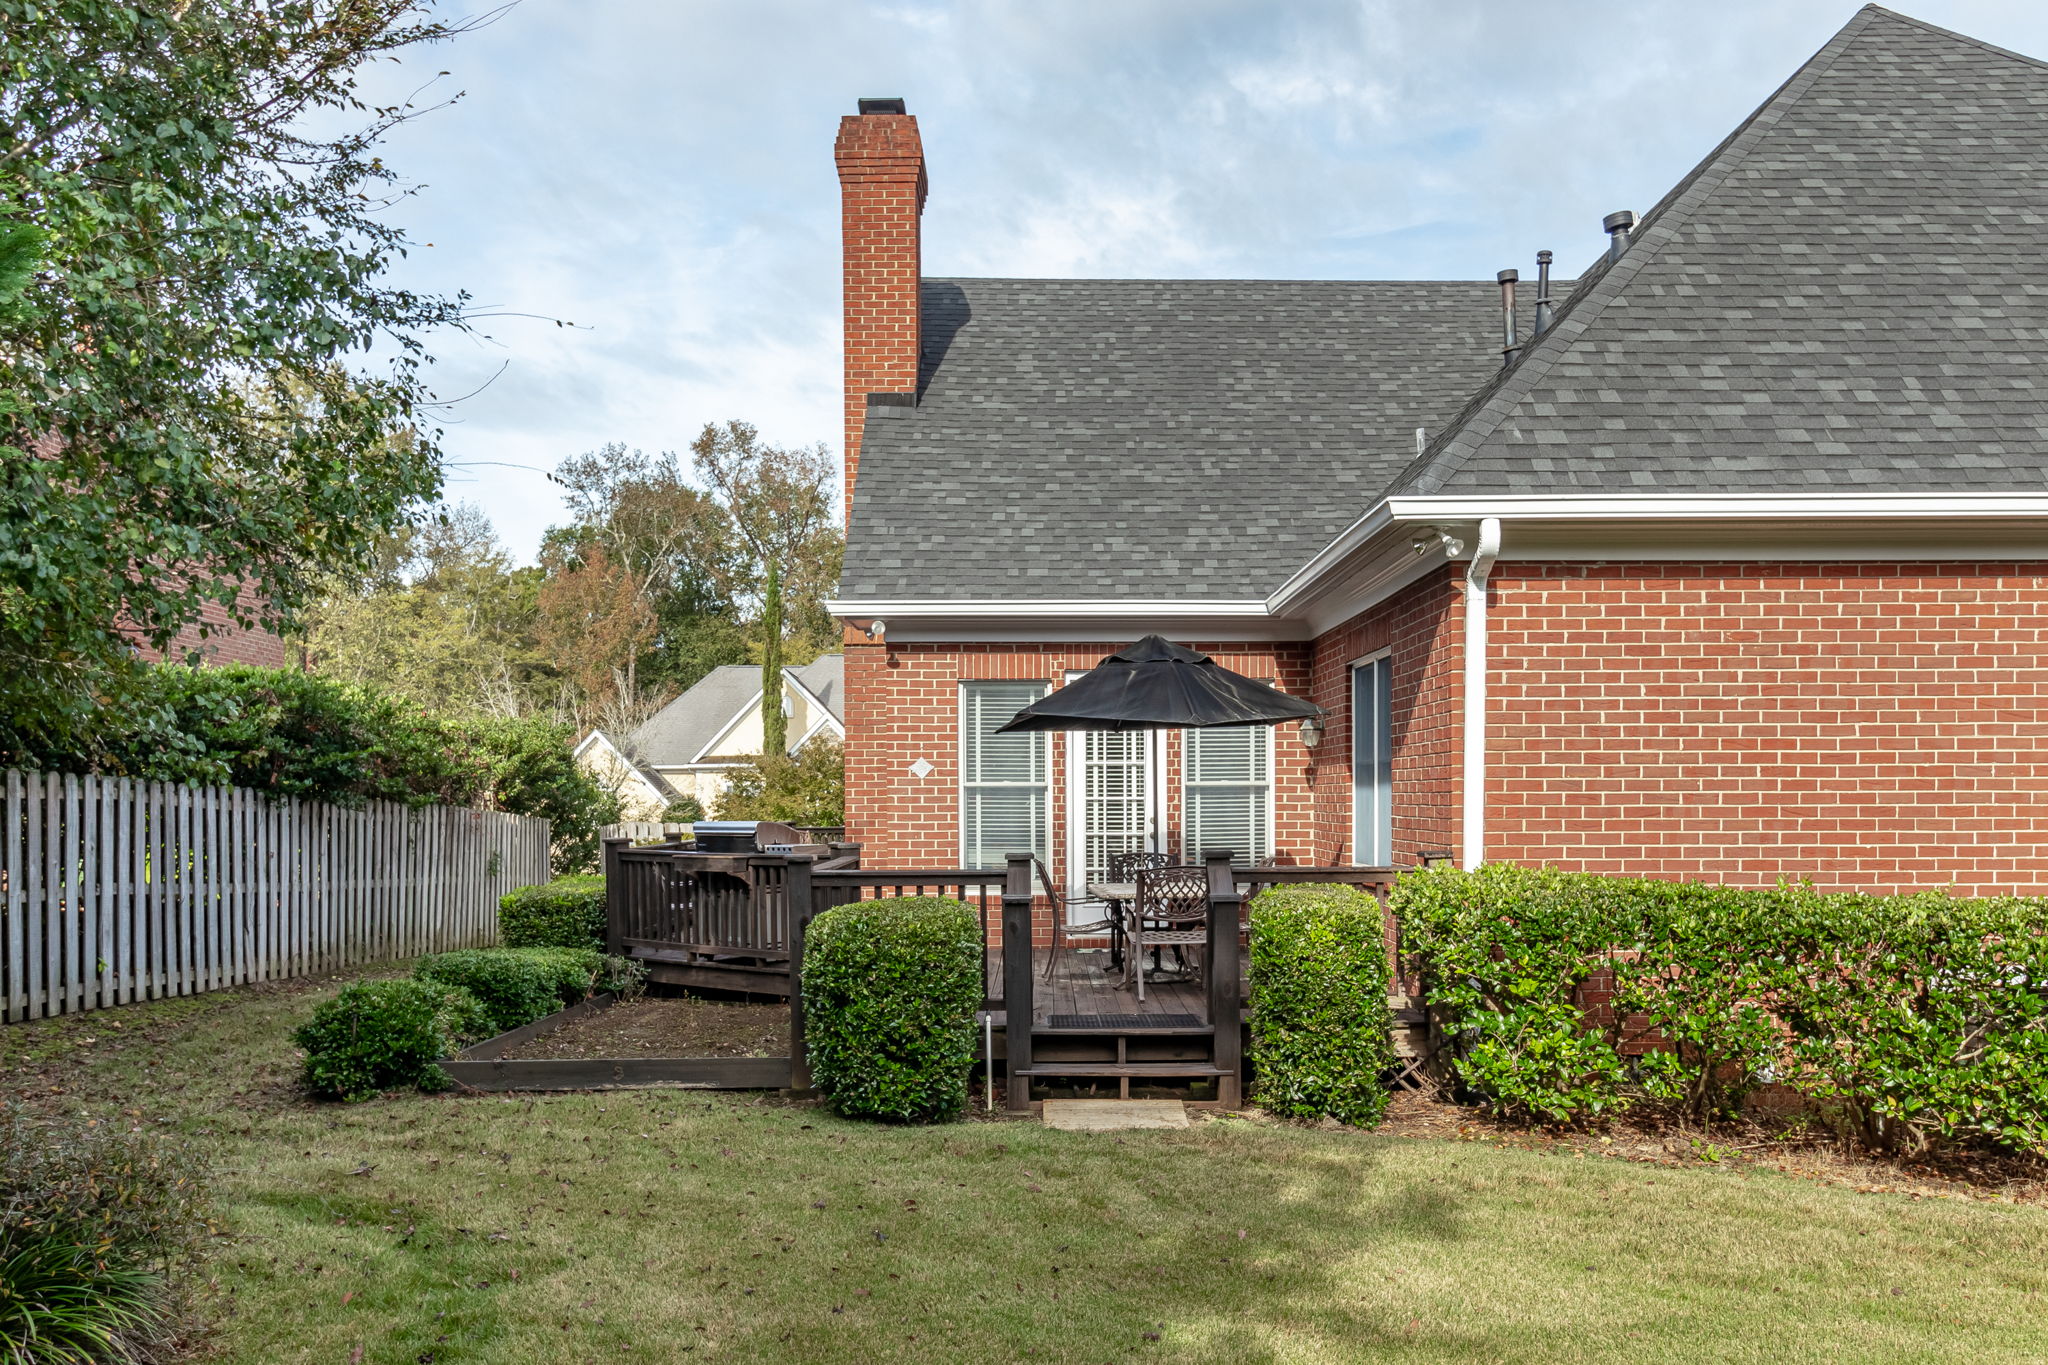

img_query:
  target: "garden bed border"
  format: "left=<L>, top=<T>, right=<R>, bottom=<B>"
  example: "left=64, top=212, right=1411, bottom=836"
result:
left=440, top=992, right=794, bottom=1092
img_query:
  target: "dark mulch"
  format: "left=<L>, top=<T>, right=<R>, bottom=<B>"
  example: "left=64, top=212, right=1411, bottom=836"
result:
left=497, top=995, right=789, bottom=1060
left=1368, top=1088, right=2048, bottom=1206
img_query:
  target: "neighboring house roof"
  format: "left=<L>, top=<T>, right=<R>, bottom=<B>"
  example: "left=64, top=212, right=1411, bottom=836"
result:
left=842, top=278, right=1557, bottom=601
left=622, top=656, right=847, bottom=768
left=837, top=7, right=2048, bottom=615
left=571, top=729, right=679, bottom=801
left=1394, top=7, right=2048, bottom=499
left=792, top=653, right=842, bottom=719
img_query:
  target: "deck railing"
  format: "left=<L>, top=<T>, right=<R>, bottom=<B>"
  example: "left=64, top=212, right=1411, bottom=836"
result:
left=603, top=836, right=1396, bottom=1096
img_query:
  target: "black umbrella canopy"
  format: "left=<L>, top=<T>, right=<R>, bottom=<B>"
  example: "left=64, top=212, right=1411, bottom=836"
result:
left=995, top=636, right=1325, bottom=733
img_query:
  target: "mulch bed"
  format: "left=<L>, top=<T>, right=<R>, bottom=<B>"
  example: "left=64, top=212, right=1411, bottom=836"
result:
left=1368, top=1089, right=2048, bottom=1206
left=496, top=995, right=788, bottom=1061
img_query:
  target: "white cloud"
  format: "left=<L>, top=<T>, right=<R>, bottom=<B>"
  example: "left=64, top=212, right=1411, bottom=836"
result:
left=336, top=0, right=2048, bottom=561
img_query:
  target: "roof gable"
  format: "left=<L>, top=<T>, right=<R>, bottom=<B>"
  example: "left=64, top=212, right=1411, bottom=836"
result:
left=841, top=278, right=1550, bottom=601
left=1393, top=6, right=2048, bottom=498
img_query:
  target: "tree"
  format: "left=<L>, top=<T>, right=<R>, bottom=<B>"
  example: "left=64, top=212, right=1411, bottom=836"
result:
left=302, top=503, right=556, bottom=719
left=690, top=421, right=842, bottom=757
left=0, top=1, right=480, bottom=755
left=547, top=443, right=750, bottom=715
left=714, top=737, right=844, bottom=828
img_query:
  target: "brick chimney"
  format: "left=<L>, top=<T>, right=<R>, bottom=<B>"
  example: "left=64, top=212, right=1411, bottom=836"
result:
left=835, top=96, right=926, bottom=521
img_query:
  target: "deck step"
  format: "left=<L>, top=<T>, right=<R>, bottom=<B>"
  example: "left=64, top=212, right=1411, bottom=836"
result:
left=1013, top=1062, right=1229, bottom=1078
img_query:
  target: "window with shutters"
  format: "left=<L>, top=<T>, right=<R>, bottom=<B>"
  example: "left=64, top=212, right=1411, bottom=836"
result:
left=959, top=681, right=1050, bottom=871
left=1182, top=724, right=1272, bottom=865
left=1352, top=653, right=1393, bottom=866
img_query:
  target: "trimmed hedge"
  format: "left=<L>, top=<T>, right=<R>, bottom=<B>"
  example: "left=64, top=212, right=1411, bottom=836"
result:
left=413, top=947, right=644, bottom=1035
left=499, top=875, right=607, bottom=950
left=1395, top=865, right=2048, bottom=1153
left=801, top=896, right=982, bottom=1123
left=1248, top=884, right=1396, bottom=1126
left=294, top=979, right=493, bottom=1101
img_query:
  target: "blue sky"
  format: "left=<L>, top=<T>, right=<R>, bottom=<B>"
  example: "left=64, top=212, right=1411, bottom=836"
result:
left=357, top=0, right=2048, bottom=561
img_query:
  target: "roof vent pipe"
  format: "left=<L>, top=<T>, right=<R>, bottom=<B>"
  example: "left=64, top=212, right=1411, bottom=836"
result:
left=1497, top=269, right=1520, bottom=369
left=1603, top=210, right=1637, bottom=262
left=1532, top=250, right=1555, bottom=336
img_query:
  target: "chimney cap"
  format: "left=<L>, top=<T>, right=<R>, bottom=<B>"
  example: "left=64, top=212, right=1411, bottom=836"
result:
left=1602, top=209, right=1638, bottom=234
left=1496, top=268, right=1518, bottom=283
left=858, top=97, right=908, bottom=116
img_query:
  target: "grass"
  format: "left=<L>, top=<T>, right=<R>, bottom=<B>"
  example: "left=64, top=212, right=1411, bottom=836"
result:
left=6, top=972, right=2048, bottom=1364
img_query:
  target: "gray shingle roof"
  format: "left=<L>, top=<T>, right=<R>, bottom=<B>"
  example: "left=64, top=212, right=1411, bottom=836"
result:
left=839, top=7, right=2048, bottom=609
left=793, top=653, right=843, bottom=718
left=624, top=656, right=847, bottom=767
left=1393, top=6, right=2048, bottom=497
left=841, top=278, right=1547, bottom=600
left=625, top=665, right=761, bottom=767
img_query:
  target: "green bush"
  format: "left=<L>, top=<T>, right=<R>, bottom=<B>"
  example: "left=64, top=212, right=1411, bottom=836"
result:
left=1394, top=866, right=2048, bottom=1153
left=715, top=736, right=843, bottom=827
left=499, top=875, right=607, bottom=950
left=3, top=663, right=622, bottom=876
left=413, top=947, right=644, bottom=1036
left=659, top=795, right=705, bottom=824
left=1248, top=884, right=1396, bottom=1126
left=0, top=1102, right=213, bottom=1362
left=802, top=896, right=982, bottom=1123
left=293, top=978, right=493, bottom=1101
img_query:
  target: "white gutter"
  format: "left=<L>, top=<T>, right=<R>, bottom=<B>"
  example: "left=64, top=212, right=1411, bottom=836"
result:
left=1461, top=517, right=1502, bottom=872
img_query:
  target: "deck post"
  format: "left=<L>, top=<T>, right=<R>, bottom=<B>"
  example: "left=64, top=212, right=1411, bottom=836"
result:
left=1204, top=850, right=1245, bottom=1108
left=601, top=836, right=630, bottom=957
left=785, top=855, right=814, bottom=1091
left=1001, top=853, right=1034, bottom=1111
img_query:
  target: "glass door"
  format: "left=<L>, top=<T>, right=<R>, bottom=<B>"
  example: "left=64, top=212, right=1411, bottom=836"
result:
left=1066, top=724, right=1165, bottom=917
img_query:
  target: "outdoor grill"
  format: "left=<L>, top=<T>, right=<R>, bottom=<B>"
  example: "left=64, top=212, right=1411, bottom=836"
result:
left=690, top=820, right=762, bottom=854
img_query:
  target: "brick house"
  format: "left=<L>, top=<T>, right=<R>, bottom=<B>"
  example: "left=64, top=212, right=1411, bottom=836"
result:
left=826, top=7, right=2048, bottom=900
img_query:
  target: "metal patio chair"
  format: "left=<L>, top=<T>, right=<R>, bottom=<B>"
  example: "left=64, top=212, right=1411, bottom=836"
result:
left=1127, top=864, right=1209, bottom=1002
left=1036, top=857, right=1121, bottom=981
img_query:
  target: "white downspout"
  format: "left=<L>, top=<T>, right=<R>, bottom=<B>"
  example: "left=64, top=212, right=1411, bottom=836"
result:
left=1461, top=518, right=1502, bottom=871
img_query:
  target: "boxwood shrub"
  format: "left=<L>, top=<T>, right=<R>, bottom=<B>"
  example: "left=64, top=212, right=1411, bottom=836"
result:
left=1248, top=884, right=1396, bottom=1126
left=294, top=978, right=493, bottom=1101
left=413, top=947, right=644, bottom=1035
left=801, top=896, right=982, bottom=1123
left=1395, top=865, right=2048, bottom=1153
left=499, top=875, right=607, bottom=950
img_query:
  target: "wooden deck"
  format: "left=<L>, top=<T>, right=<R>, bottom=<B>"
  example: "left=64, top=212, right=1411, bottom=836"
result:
left=988, top=948, right=1240, bottom=1031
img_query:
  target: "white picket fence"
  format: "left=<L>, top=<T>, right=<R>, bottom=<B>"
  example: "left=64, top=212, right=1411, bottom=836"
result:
left=1, top=770, right=552, bottom=1023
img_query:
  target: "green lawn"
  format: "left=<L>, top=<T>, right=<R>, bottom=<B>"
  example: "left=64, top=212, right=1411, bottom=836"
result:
left=6, top=973, right=2047, bottom=1364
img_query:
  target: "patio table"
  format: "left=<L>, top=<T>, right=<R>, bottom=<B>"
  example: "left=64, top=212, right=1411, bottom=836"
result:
left=1086, top=880, right=1256, bottom=989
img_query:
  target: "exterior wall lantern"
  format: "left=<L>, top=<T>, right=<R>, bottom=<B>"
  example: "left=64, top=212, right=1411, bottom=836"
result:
left=1297, top=715, right=1325, bottom=749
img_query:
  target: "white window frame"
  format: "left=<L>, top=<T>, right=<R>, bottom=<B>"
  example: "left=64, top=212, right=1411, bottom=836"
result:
left=1064, top=715, right=1168, bottom=900
left=1180, top=718, right=1276, bottom=867
left=957, top=680, right=1051, bottom=871
left=1351, top=649, right=1394, bottom=867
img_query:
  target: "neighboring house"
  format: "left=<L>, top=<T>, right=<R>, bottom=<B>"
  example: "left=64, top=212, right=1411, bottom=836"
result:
left=827, top=8, right=2048, bottom=898
left=574, top=656, right=845, bottom=819
left=133, top=576, right=289, bottom=669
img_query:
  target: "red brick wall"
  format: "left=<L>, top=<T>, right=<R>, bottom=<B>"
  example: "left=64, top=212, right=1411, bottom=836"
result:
left=834, top=107, right=925, bottom=519
left=843, top=639, right=1316, bottom=942
left=132, top=578, right=289, bottom=669
left=1484, top=562, right=2048, bottom=895
left=843, top=562, right=2048, bottom=904
left=1306, top=571, right=1464, bottom=867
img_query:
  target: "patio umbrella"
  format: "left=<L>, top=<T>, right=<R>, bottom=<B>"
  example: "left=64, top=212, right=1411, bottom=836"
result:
left=994, top=635, right=1324, bottom=733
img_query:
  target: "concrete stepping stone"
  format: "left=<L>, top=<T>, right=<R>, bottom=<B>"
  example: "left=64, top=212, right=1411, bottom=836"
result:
left=1041, top=1099, right=1189, bottom=1132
